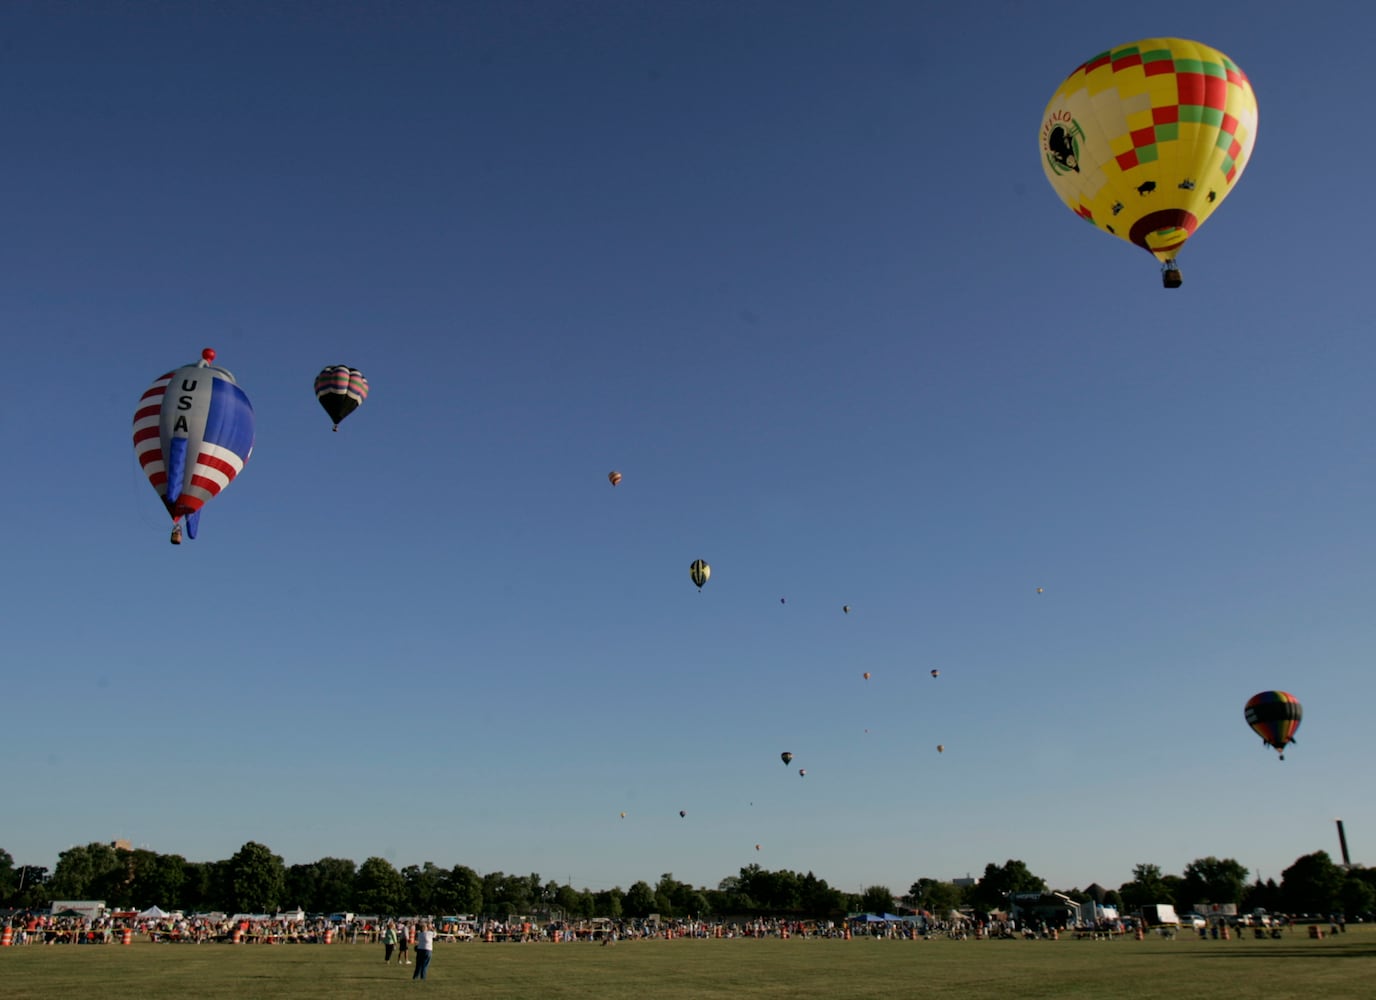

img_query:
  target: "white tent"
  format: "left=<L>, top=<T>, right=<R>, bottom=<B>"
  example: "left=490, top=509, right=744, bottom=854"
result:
left=137, top=905, right=169, bottom=919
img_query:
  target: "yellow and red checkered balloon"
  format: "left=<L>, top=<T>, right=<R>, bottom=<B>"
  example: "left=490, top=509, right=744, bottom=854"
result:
left=1041, top=38, right=1258, bottom=270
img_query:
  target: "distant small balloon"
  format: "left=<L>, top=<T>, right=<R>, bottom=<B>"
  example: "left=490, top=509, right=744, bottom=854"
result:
left=931, top=669, right=940, bottom=678
left=619, top=811, right=626, bottom=818
left=936, top=744, right=944, bottom=753
left=679, top=810, right=686, bottom=818
left=780, top=597, right=786, bottom=604
left=1036, top=587, right=1044, bottom=594
left=755, top=844, right=761, bottom=851
left=842, top=605, right=851, bottom=614
left=863, top=672, right=871, bottom=680
left=798, top=768, right=806, bottom=777
left=780, top=752, right=793, bottom=766
left=608, top=471, right=622, bottom=487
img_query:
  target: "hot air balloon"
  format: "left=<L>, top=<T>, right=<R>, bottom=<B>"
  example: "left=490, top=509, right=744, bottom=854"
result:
left=780, top=597, right=786, bottom=604
left=842, top=605, right=851, bottom=614
left=1036, top=587, right=1044, bottom=594
left=1041, top=38, right=1258, bottom=287
left=1245, top=691, right=1302, bottom=760
left=930, top=669, right=940, bottom=678
left=936, top=744, right=945, bottom=754
left=862, top=672, right=871, bottom=680
left=755, top=844, right=761, bottom=851
left=608, top=470, right=622, bottom=487
left=679, top=810, right=686, bottom=818
left=798, top=768, right=806, bottom=777
left=314, top=365, right=368, bottom=431
left=619, top=812, right=626, bottom=819
left=133, top=349, right=254, bottom=544
left=780, top=752, right=793, bottom=766
left=690, top=559, right=710, bottom=590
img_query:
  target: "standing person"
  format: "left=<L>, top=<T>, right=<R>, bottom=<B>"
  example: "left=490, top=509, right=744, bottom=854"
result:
left=383, top=922, right=398, bottom=964
left=398, top=922, right=410, bottom=965
left=413, top=922, right=436, bottom=981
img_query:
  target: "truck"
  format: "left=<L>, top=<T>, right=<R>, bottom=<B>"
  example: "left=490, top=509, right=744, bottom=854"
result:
left=1140, top=904, right=1180, bottom=927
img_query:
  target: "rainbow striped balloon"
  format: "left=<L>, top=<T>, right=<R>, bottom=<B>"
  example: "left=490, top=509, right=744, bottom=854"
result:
left=1244, top=691, right=1302, bottom=759
left=314, top=365, right=369, bottom=431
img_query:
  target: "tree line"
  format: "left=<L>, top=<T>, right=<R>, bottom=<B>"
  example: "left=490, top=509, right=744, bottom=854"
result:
left=0, top=843, right=1370, bottom=920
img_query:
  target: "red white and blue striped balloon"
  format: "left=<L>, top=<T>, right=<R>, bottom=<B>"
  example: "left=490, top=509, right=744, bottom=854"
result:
left=132, top=349, right=255, bottom=541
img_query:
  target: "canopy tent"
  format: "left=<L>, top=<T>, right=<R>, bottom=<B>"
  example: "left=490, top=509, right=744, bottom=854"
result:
left=137, top=905, right=169, bottom=919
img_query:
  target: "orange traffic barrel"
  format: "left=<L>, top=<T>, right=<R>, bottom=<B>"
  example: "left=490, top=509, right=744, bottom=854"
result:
left=1, top=925, right=13, bottom=947
left=122, top=927, right=133, bottom=945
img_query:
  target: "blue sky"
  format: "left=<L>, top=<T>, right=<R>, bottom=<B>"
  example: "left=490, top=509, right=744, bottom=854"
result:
left=3, top=1, right=1373, bottom=898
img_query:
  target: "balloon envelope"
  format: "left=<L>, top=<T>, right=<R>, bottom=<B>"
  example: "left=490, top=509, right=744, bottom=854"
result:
left=314, top=365, right=368, bottom=430
left=690, top=559, right=711, bottom=589
left=133, top=349, right=254, bottom=539
left=608, top=470, right=622, bottom=486
left=1041, top=38, right=1258, bottom=270
left=1245, top=691, right=1302, bottom=756
left=780, top=752, right=793, bottom=766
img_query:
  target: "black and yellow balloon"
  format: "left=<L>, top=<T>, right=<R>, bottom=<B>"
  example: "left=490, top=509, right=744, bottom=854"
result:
left=1041, top=38, right=1258, bottom=286
left=689, top=559, right=710, bottom=590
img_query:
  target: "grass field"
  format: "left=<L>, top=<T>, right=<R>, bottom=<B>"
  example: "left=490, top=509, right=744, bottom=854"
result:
left=3, top=928, right=1372, bottom=999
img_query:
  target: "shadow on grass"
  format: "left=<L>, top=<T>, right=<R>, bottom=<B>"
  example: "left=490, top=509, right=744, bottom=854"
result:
left=1179, top=946, right=1376, bottom=961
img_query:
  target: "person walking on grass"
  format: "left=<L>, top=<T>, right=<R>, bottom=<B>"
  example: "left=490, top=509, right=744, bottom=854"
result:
left=398, top=922, right=410, bottom=965
left=413, top=922, right=436, bottom=981
left=383, top=922, right=397, bottom=963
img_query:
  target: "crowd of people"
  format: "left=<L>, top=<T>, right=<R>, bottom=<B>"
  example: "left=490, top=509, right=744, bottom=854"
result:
left=0, top=910, right=1325, bottom=950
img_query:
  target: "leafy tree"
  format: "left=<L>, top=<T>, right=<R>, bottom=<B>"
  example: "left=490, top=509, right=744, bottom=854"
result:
left=285, top=863, right=321, bottom=912
left=128, top=850, right=186, bottom=909
left=481, top=871, right=536, bottom=916
left=0, top=849, right=15, bottom=901
left=226, top=842, right=286, bottom=913
left=355, top=857, right=406, bottom=915
left=623, top=880, right=657, bottom=918
left=403, top=862, right=447, bottom=915
left=1118, top=863, right=1174, bottom=910
left=1242, top=877, right=1282, bottom=914
left=444, top=865, right=484, bottom=915
left=859, top=884, right=896, bottom=914
left=50, top=842, right=125, bottom=901
left=798, top=872, right=842, bottom=919
left=313, top=858, right=357, bottom=913
left=179, top=861, right=217, bottom=911
left=909, top=878, right=965, bottom=915
left=1180, top=857, right=1248, bottom=909
left=1340, top=874, right=1375, bottom=918
left=1281, top=852, right=1346, bottom=915
left=592, top=888, right=623, bottom=919
left=13, top=866, right=50, bottom=909
left=969, top=860, right=1045, bottom=911
left=554, top=883, right=592, bottom=919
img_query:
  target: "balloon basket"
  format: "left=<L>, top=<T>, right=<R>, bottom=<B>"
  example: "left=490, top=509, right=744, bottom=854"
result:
left=170, top=526, right=183, bottom=545
left=1161, top=263, right=1182, bottom=288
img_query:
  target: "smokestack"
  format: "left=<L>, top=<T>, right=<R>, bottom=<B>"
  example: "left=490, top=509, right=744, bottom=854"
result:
left=1336, top=818, right=1352, bottom=868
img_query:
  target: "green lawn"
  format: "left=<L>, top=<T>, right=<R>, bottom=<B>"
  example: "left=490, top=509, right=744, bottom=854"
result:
left=3, top=928, right=1372, bottom=999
